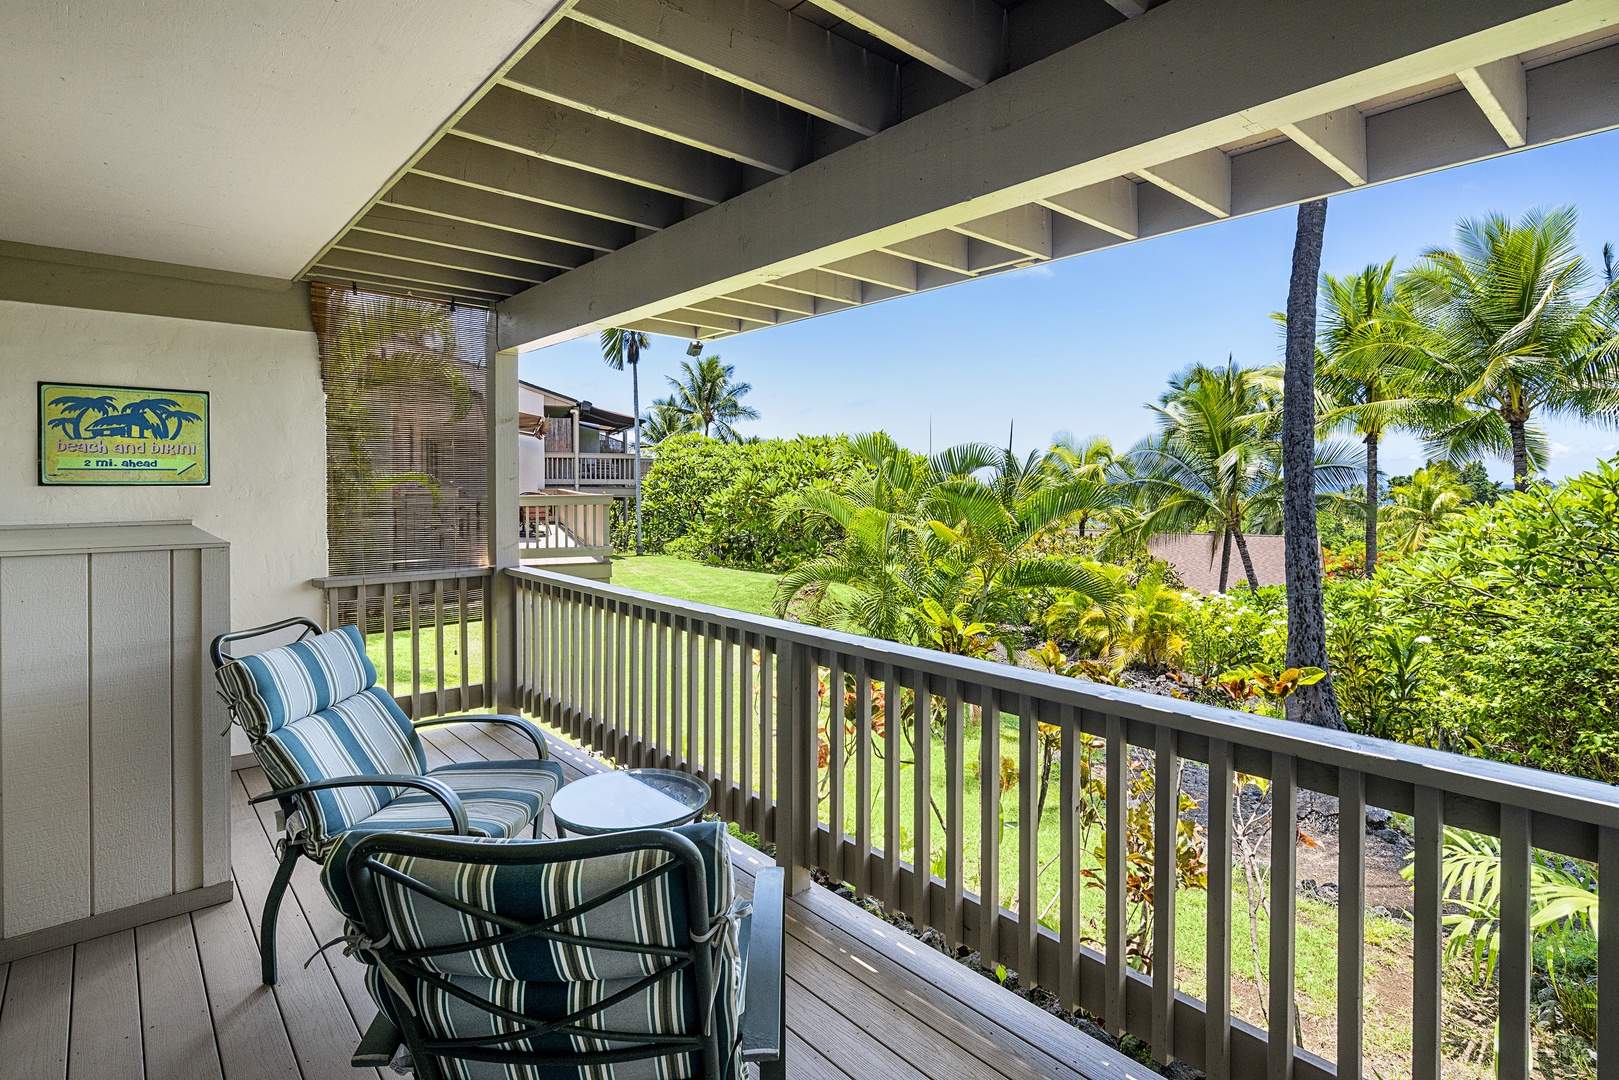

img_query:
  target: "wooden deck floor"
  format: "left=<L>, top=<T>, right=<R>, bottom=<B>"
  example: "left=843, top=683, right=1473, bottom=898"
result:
left=0, top=721, right=1152, bottom=1080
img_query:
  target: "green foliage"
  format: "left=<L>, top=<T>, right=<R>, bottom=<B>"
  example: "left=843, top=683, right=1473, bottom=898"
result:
left=1179, top=588, right=1288, bottom=681
left=616, top=433, right=745, bottom=553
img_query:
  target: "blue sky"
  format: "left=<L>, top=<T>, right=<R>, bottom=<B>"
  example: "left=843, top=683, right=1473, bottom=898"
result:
left=521, top=128, right=1619, bottom=482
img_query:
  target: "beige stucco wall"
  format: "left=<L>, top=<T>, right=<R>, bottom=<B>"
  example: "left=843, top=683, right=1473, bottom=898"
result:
left=0, top=299, right=327, bottom=629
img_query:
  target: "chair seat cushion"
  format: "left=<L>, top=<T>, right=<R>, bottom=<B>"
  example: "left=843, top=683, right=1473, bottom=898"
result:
left=332, top=759, right=565, bottom=854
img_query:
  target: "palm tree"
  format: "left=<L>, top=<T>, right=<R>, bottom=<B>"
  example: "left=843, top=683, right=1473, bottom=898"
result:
left=1381, top=462, right=1473, bottom=555
left=1314, top=260, right=1436, bottom=575
left=663, top=355, right=759, bottom=441
left=1280, top=197, right=1344, bottom=729
left=601, top=328, right=651, bottom=554
left=47, top=394, right=117, bottom=439
left=639, top=398, right=690, bottom=445
left=1044, top=433, right=1118, bottom=535
left=1403, top=206, right=1619, bottom=490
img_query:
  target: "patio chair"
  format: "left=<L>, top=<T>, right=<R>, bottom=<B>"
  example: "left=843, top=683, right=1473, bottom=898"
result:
left=321, top=824, right=786, bottom=1079
left=211, top=617, right=565, bottom=985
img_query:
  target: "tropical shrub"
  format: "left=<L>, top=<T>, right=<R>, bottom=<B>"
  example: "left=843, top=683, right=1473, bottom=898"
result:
left=617, top=433, right=745, bottom=553
left=1180, top=588, right=1288, bottom=681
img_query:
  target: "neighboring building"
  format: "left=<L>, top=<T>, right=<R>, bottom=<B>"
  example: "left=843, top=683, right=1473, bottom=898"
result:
left=1147, top=532, right=1319, bottom=593
left=517, top=381, right=649, bottom=496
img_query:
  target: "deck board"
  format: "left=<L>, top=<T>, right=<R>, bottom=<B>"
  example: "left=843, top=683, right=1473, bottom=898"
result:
left=0, top=719, right=1146, bottom=1080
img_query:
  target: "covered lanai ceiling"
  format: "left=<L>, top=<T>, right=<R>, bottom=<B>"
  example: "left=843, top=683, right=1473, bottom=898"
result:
left=6, top=1, right=1619, bottom=352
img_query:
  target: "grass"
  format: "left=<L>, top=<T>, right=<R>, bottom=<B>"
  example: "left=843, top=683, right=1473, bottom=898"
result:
left=609, top=554, right=780, bottom=617
left=364, top=619, right=484, bottom=697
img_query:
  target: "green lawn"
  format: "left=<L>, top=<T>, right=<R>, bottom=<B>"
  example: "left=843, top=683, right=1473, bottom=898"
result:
left=609, top=555, right=780, bottom=617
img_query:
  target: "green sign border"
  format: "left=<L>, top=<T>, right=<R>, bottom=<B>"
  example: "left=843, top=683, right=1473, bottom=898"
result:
left=38, top=381, right=212, bottom=487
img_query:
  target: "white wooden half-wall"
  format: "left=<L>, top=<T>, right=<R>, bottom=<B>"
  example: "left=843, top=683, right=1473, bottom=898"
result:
left=0, top=521, right=232, bottom=962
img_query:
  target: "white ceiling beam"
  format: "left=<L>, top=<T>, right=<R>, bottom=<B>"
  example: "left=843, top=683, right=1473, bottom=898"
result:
left=1039, top=177, right=1139, bottom=239
left=952, top=204, right=1053, bottom=258
left=309, top=273, right=475, bottom=307
left=1279, top=107, right=1369, bottom=185
left=660, top=307, right=746, bottom=334
left=354, top=206, right=593, bottom=271
left=499, top=0, right=1619, bottom=348
left=881, top=231, right=971, bottom=274
left=504, top=20, right=809, bottom=174
left=627, top=317, right=705, bottom=339
left=568, top=0, right=898, bottom=136
left=823, top=250, right=919, bottom=291
left=1138, top=148, right=1231, bottom=218
left=383, top=175, right=631, bottom=252
left=416, top=136, right=683, bottom=230
left=727, top=283, right=818, bottom=315
left=685, top=295, right=781, bottom=325
left=315, top=250, right=527, bottom=297
left=813, top=0, right=1004, bottom=89
left=335, top=232, right=553, bottom=284
left=771, top=269, right=862, bottom=302
left=1459, top=56, right=1529, bottom=146
left=454, top=87, right=738, bottom=205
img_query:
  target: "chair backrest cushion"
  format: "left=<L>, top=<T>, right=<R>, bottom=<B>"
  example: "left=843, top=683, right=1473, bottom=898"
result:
left=216, top=624, right=377, bottom=736
left=324, top=823, right=739, bottom=1080
left=216, top=625, right=426, bottom=848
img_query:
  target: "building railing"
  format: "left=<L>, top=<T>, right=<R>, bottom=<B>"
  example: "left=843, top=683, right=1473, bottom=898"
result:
left=518, top=492, right=613, bottom=559
left=314, top=567, right=493, bottom=720
left=508, top=565, right=1619, bottom=1080
left=542, top=452, right=651, bottom=486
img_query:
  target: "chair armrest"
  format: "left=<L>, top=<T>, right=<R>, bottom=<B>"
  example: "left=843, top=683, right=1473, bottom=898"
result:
left=250, top=774, right=469, bottom=835
left=414, top=714, right=549, bottom=759
left=352, top=1011, right=403, bottom=1068
left=739, top=867, right=786, bottom=1066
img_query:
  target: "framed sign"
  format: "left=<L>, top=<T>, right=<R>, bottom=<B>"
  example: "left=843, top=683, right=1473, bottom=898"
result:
left=39, top=382, right=211, bottom=486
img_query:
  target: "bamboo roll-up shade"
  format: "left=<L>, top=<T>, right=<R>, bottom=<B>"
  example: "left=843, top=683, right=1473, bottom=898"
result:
left=313, top=283, right=490, bottom=576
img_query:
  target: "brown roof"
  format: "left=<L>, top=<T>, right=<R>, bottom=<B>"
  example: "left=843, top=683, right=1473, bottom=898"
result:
left=1146, top=532, right=1317, bottom=593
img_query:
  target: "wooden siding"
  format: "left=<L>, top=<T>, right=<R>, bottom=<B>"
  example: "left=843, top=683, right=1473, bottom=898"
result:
left=0, top=524, right=231, bottom=955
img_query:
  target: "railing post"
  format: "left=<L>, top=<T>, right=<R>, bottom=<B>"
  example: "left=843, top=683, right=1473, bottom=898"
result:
left=486, top=323, right=520, bottom=714
left=774, top=640, right=814, bottom=895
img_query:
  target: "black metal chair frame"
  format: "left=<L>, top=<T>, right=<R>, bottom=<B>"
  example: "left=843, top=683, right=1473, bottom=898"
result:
left=210, top=616, right=555, bottom=985
left=340, top=829, right=786, bottom=1080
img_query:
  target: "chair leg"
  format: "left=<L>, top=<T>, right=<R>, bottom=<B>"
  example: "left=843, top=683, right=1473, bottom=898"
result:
left=261, top=843, right=300, bottom=985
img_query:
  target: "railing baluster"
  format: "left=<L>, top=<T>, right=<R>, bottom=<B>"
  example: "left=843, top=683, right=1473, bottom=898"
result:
left=457, top=577, right=470, bottom=712
left=943, top=678, right=964, bottom=947
left=1600, top=827, right=1619, bottom=1080
left=1018, top=695, right=1038, bottom=985
left=655, top=611, right=670, bottom=768
left=759, top=640, right=775, bottom=839
left=1058, top=702, right=1079, bottom=1013
left=1498, top=804, right=1531, bottom=1080
left=913, top=670, right=933, bottom=929
left=740, top=632, right=756, bottom=831
left=1335, top=769, right=1365, bottom=1080
left=408, top=579, right=422, bottom=721
left=1152, top=725, right=1177, bottom=1064
left=1105, top=713, right=1127, bottom=1036
left=1269, top=753, right=1298, bottom=1080
left=827, top=652, right=846, bottom=883
left=638, top=606, right=654, bottom=770
left=703, top=628, right=717, bottom=794
left=1206, top=738, right=1235, bottom=1080
left=980, top=687, right=1002, bottom=968
left=433, top=578, right=446, bottom=714
left=685, top=618, right=699, bottom=770
left=590, top=594, right=604, bottom=748
left=382, top=581, right=396, bottom=700
left=854, top=657, right=873, bottom=899
left=882, top=662, right=902, bottom=912
left=1412, top=784, right=1443, bottom=1080
left=725, top=634, right=738, bottom=819
left=325, top=583, right=339, bottom=632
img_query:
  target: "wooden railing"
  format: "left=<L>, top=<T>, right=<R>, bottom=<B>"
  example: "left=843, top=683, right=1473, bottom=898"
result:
left=509, top=565, right=1619, bottom=1080
left=543, top=452, right=648, bottom=485
left=315, top=567, right=493, bottom=720
left=518, top=492, right=613, bottom=559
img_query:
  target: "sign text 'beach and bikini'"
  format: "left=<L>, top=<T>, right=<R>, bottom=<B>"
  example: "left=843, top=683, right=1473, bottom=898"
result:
left=39, top=382, right=211, bottom=486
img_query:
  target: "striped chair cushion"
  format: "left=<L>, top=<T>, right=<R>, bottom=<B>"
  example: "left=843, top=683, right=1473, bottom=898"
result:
left=216, top=624, right=377, bottom=736
left=339, top=761, right=566, bottom=856
left=255, top=685, right=427, bottom=850
left=324, top=823, right=740, bottom=1080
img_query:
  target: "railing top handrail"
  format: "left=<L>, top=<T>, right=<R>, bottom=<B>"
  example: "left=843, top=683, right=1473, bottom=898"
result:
left=518, top=492, right=616, bottom=505
left=508, top=565, right=1619, bottom=832
left=314, top=566, right=493, bottom=589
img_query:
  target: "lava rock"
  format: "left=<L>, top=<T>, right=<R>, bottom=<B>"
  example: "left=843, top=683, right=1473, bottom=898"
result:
left=1365, top=806, right=1393, bottom=830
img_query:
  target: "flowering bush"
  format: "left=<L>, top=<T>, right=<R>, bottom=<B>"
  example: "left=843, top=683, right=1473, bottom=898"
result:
left=1179, top=587, right=1288, bottom=681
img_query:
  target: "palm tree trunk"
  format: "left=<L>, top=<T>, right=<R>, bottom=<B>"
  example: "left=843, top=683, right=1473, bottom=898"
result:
left=1509, top=415, right=1530, bottom=491
left=1218, top=528, right=1233, bottom=593
left=632, top=358, right=644, bottom=554
left=1363, top=432, right=1378, bottom=578
left=1280, top=198, right=1345, bottom=730
left=1231, top=529, right=1261, bottom=595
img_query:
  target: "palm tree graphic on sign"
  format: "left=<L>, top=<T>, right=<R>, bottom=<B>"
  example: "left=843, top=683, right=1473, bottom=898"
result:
left=46, top=395, right=118, bottom=439
left=78, top=398, right=200, bottom=439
